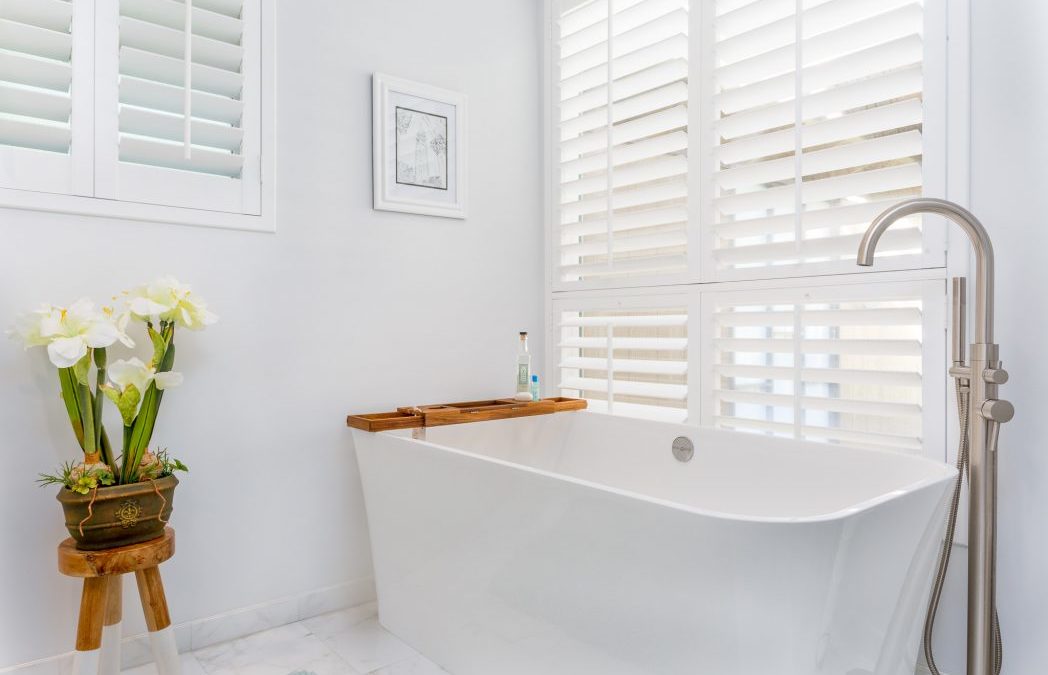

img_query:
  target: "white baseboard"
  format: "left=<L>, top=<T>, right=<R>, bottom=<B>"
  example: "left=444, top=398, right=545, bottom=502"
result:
left=0, top=576, right=376, bottom=675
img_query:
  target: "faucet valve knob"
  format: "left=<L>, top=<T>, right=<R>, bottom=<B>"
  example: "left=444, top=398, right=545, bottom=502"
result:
left=982, top=367, right=1009, bottom=385
left=980, top=399, right=1015, bottom=423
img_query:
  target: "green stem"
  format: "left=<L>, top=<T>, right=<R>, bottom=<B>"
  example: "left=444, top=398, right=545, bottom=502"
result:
left=122, top=425, right=132, bottom=466
left=93, top=349, right=108, bottom=465
left=100, top=428, right=117, bottom=477
left=78, top=380, right=95, bottom=457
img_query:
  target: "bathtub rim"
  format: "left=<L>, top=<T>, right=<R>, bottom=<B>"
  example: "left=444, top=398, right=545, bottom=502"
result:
left=355, top=413, right=958, bottom=525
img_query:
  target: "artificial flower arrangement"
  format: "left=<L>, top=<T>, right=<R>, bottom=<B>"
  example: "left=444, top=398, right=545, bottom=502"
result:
left=10, top=277, right=216, bottom=549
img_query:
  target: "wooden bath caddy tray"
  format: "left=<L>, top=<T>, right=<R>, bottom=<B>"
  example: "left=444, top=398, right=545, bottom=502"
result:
left=346, top=397, right=587, bottom=432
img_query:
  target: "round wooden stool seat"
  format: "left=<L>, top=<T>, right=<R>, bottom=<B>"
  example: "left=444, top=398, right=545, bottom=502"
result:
left=57, top=528, right=180, bottom=675
left=58, top=528, right=175, bottom=577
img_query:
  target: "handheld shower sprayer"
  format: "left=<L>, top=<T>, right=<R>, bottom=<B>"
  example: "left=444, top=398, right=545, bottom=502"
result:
left=857, top=198, right=1013, bottom=675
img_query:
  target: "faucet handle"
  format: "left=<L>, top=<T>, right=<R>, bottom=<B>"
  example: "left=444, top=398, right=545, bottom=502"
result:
left=982, top=367, right=1009, bottom=385
left=980, top=399, right=1015, bottom=423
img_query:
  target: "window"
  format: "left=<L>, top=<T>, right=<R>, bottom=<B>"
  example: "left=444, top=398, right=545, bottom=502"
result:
left=0, top=0, right=89, bottom=195
left=548, top=0, right=956, bottom=457
left=555, top=0, right=691, bottom=285
left=702, top=280, right=945, bottom=453
left=707, top=0, right=934, bottom=279
left=554, top=292, right=691, bottom=422
left=0, top=0, right=270, bottom=228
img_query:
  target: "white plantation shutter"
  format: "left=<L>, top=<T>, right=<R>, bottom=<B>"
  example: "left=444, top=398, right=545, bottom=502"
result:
left=554, top=295, right=690, bottom=422
left=0, top=0, right=90, bottom=194
left=703, top=280, right=944, bottom=453
left=0, top=0, right=265, bottom=220
left=94, top=0, right=260, bottom=213
left=547, top=0, right=953, bottom=450
left=554, top=0, right=690, bottom=286
left=708, top=0, right=936, bottom=277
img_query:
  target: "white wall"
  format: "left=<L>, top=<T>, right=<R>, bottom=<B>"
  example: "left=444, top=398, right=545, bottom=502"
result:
left=927, top=0, right=1048, bottom=673
left=0, top=0, right=542, bottom=667
left=971, top=0, right=1048, bottom=670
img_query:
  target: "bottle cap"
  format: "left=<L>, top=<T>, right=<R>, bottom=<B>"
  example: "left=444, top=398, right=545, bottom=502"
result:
left=519, top=331, right=528, bottom=336
left=532, top=374, right=538, bottom=382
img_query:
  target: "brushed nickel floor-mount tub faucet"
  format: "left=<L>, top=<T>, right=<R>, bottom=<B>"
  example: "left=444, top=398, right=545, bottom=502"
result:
left=858, top=198, right=1014, bottom=675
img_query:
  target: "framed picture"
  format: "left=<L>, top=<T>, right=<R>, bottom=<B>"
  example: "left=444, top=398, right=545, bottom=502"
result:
left=372, top=73, right=468, bottom=219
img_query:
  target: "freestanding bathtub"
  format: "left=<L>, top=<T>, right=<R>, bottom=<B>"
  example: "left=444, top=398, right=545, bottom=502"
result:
left=351, top=411, right=955, bottom=675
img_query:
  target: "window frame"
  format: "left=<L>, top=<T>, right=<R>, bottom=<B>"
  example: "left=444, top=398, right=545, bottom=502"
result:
left=543, top=0, right=972, bottom=463
left=0, top=0, right=275, bottom=233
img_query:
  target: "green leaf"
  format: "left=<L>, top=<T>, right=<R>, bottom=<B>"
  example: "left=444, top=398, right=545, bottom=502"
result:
left=122, top=327, right=176, bottom=482
left=72, top=475, right=97, bottom=495
left=122, top=384, right=142, bottom=424
left=101, top=384, right=121, bottom=407
left=57, top=368, right=85, bottom=450
left=102, top=384, right=141, bottom=427
left=148, top=324, right=168, bottom=369
left=78, top=382, right=96, bottom=456
left=99, top=428, right=118, bottom=479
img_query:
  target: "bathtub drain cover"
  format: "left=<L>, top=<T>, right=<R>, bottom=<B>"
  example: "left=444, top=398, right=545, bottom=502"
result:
left=672, top=436, right=694, bottom=462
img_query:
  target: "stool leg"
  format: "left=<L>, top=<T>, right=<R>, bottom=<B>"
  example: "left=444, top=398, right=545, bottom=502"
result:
left=135, top=567, right=181, bottom=675
left=72, top=577, right=107, bottom=675
left=98, top=576, right=122, bottom=675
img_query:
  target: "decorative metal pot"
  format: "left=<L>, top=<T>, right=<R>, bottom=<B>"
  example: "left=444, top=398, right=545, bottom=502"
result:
left=57, top=475, right=177, bottom=550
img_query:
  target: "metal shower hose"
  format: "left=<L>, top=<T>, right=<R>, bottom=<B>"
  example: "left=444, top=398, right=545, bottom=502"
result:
left=922, top=380, right=1003, bottom=675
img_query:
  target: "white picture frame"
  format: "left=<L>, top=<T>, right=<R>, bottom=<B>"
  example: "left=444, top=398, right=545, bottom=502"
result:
left=372, top=73, right=468, bottom=219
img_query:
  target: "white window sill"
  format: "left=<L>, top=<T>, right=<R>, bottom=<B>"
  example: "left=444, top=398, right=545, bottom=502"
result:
left=0, top=187, right=275, bottom=234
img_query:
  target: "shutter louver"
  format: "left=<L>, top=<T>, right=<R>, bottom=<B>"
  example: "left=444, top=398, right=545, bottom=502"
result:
left=117, top=0, right=246, bottom=178
left=555, top=297, right=689, bottom=422
left=708, top=282, right=941, bottom=453
left=555, top=0, right=690, bottom=286
left=710, top=0, right=928, bottom=276
left=0, top=0, right=84, bottom=193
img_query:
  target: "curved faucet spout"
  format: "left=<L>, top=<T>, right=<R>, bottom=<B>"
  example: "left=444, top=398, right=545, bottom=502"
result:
left=857, top=197, right=995, bottom=343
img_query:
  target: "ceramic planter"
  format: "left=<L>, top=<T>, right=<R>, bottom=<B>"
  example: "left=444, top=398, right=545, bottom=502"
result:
left=57, top=475, right=177, bottom=550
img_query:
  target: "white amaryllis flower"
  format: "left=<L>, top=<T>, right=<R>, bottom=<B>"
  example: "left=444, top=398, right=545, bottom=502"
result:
left=127, top=277, right=218, bottom=330
left=105, top=357, right=180, bottom=425
left=9, top=303, right=59, bottom=348
left=108, top=357, right=183, bottom=393
left=9, top=299, right=135, bottom=368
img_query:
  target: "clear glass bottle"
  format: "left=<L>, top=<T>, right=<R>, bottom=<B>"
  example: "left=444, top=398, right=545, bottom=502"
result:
left=516, top=332, right=532, bottom=398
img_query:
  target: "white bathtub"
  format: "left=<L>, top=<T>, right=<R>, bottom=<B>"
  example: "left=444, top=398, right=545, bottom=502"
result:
left=352, top=411, right=955, bottom=675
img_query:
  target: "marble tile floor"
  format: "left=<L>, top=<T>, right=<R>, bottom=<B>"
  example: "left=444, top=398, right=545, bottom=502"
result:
left=122, top=603, right=450, bottom=675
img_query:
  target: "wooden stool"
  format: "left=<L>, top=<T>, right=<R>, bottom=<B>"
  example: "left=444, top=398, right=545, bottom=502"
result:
left=58, top=528, right=181, bottom=675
